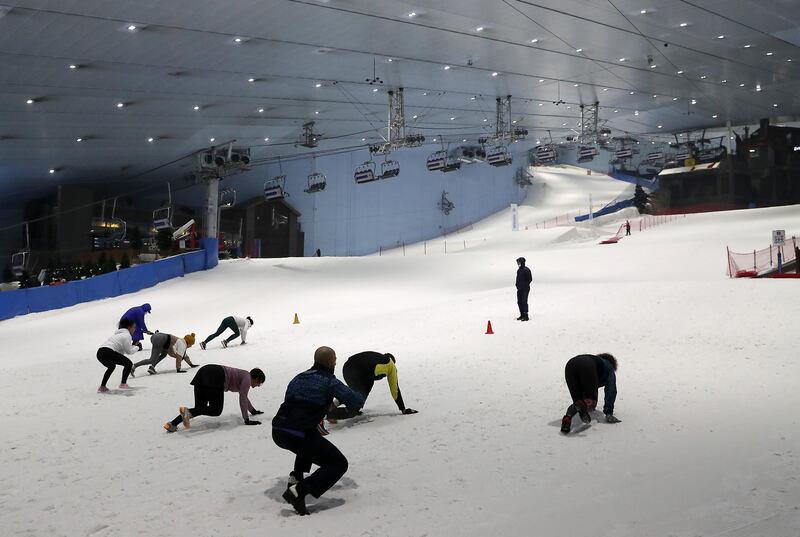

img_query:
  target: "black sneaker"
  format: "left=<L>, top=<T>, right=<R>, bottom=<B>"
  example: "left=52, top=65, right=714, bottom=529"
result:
left=221, top=340, right=228, bottom=348
left=147, top=366, right=157, bottom=375
left=521, top=314, right=529, bottom=321
left=516, top=315, right=524, bottom=321
left=560, top=414, right=572, bottom=434
left=282, top=483, right=310, bottom=516
left=199, top=341, right=206, bottom=350
left=578, top=409, right=592, bottom=424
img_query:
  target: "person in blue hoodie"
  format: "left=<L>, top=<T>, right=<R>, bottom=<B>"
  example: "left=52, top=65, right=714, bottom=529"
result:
left=560, top=353, right=621, bottom=434
left=120, top=304, right=153, bottom=349
left=272, top=346, right=365, bottom=516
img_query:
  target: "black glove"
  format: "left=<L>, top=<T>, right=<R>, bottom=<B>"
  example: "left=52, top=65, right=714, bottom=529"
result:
left=251, top=409, right=264, bottom=416
left=244, top=419, right=261, bottom=425
left=605, top=414, right=621, bottom=424
left=402, top=408, right=418, bottom=415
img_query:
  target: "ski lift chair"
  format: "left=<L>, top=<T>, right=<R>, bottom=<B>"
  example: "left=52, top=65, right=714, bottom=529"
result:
left=10, top=249, right=29, bottom=277
left=305, top=172, right=327, bottom=193
left=354, top=162, right=378, bottom=184
left=426, top=150, right=447, bottom=172
left=535, top=146, right=557, bottom=164
left=379, top=158, right=400, bottom=179
left=486, top=145, right=513, bottom=167
left=577, top=146, right=598, bottom=164
left=264, top=175, right=287, bottom=201
left=441, top=156, right=462, bottom=173
left=153, top=206, right=173, bottom=231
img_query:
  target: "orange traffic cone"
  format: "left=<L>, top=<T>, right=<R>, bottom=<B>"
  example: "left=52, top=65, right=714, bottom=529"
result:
left=292, top=313, right=300, bottom=325
left=485, top=320, right=494, bottom=335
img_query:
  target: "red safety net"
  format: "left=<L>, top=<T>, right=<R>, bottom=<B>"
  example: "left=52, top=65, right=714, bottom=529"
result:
left=727, top=236, right=798, bottom=278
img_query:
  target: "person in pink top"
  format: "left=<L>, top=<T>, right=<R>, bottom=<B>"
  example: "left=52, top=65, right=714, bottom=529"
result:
left=163, top=364, right=266, bottom=432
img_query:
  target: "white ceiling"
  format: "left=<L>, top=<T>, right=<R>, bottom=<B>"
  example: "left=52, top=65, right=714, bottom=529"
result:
left=0, top=0, right=799, bottom=206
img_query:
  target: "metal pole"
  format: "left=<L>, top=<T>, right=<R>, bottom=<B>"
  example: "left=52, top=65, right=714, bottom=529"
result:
left=205, top=179, right=220, bottom=239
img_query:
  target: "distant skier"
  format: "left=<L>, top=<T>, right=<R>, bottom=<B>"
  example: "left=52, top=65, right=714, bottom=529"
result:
left=272, top=346, right=365, bottom=516
left=120, top=303, right=153, bottom=349
left=132, top=332, right=197, bottom=375
left=515, top=257, right=532, bottom=321
left=200, top=315, right=253, bottom=349
left=96, top=318, right=138, bottom=393
left=163, top=364, right=266, bottom=432
left=795, top=246, right=800, bottom=274
left=327, top=351, right=418, bottom=420
left=560, top=353, right=621, bottom=434
left=625, top=220, right=631, bottom=236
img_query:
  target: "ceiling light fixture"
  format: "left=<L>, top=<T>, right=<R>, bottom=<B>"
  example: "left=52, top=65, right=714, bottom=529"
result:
left=76, top=138, right=83, bottom=142
left=372, top=88, right=378, bottom=92
left=315, top=111, right=320, bottom=114
left=766, top=52, right=774, bottom=56
left=773, top=103, right=778, bottom=107
left=443, top=65, right=451, bottom=70
left=234, top=37, right=242, bottom=43
left=756, top=85, right=762, bottom=92
left=619, top=58, right=626, bottom=62
left=116, top=102, right=124, bottom=108
left=210, top=137, right=215, bottom=142
left=531, top=39, right=539, bottom=44
left=412, top=114, right=418, bottom=119
left=712, top=114, right=718, bottom=118
left=614, top=109, right=619, bottom=113
left=264, top=137, right=270, bottom=142
left=387, top=58, right=393, bottom=62
left=721, top=79, right=727, bottom=83
left=258, top=108, right=264, bottom=113
left=691, top=99, right=697, bottom=104
left=475, top=26, right=484, bottom=32
left=408, top=12, right=417, bottom=18
left=603, top=88, right=608, bottom=91
left=650, top=64, right=657, bottom=69
left=673, top=97, right=678, bottom=101
left=49, top=169, right=56, bottom=174
left=68, top=64, right=77, bottom=69
left=315, top=83, right=322, bottom=88
left=575, top=48, right=583, bottom=52
left=739, top=83, right=745, bottom=87
left=573, top=83, right=579, bottom=87
left=248, top=77, right=255, bottom=82
left=677, top=70, right=684, bottom=74
left=193, top=105, right=200, bottom=110
left=717, top=35, right=725, bottom=39
left=491, top=72, right=499, bottom=77
left=744, top=44, right=752, bottom=48
left=450, top=117, right=455, bottom=120
left=127, top=24, right=137, bottom=31
left=640, top=9, right=647, bottom=14
left=658, top=125, right=663, bottom=129
left=635, top=110, right=639, bottom=116
left=147, top=137, right=154, bottom=143
left=26, top=98, right=34, bottom=104
left=630, top=91, right=635, bottom=95
left=679, top=22, right=688, bottom=27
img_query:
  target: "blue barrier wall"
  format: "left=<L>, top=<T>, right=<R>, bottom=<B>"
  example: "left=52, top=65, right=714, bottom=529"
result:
left=0, top=242, right=219, bottom=321
left=574, top=198, right=635, bottom=222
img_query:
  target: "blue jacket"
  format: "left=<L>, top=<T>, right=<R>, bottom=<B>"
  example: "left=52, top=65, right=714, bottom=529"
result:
left=272, top=364, right=365, bottom=433
left=120, top=303, right=151, bottom=342
left=596, top=357, right=617, bottom=415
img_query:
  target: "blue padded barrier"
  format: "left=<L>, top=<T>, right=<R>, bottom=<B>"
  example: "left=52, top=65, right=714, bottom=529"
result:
left=202, top=238, right=219, bottom=269
left=182, top=250, right=206, bottom=274
left=74, top=271, right=122, bottom=303
left=118, top=263, right=159, bottom=294
left=575, top=198, right=635, bottom=222
left=154, top=256, right=185, bottom=282
left=0, top=288, right=29, bottom=320
left=26, top=282, right=79, bottom=313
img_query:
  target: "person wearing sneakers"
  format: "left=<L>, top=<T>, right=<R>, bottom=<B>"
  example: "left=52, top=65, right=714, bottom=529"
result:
left=200, top=315, right=253, bottom=349
left=163, top=365, right=265, bottom=432
left=515, top=257, right=532, bottom=321
left=119, top=303, right=153, bottom=349
left=96, top=318, right=138, bottom=393
left=327, top=351, right=418, bottom=420
left=560, top=353, right=621, bottom=434
left=272, top=346, right=366, bottom=516
left=132, top=332, right=197, bottom=376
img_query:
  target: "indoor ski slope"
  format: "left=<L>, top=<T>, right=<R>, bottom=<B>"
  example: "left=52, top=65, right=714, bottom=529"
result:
left=2, top=167, right=800, bottom=537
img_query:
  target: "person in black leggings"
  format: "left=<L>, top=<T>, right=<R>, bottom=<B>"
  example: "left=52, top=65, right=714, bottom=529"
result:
left=96, top=318, right=139, bottom=393
left=560, top=353, right=621, bottom=434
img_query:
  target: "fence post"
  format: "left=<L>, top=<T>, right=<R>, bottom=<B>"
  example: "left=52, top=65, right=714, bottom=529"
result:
left=445, top=241, right=447, bottom=254
left=424, top=242, right=427, bottom=255
left=403, top=242, right=405, bottom=256
left=379, top=246, right=382, bottom=257
left=753, top=250, right=757, bottom=271
left=727, top=246, right=732, bottom=278
left=770, top=244, right=773, bottom=266
left=463, top=240, right=466, bottom=250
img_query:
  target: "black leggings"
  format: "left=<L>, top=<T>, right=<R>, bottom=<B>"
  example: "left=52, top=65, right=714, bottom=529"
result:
left=97, top=347, right=132, bottom=386
left=272, top=428, right=349, bottom=499
left=203, top=316, right=240, bottom=345
left=171, top=383, right=224, bottom=426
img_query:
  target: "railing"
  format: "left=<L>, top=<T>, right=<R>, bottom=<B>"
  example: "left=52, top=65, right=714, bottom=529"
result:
left=728, top=236, right=798, bottom=278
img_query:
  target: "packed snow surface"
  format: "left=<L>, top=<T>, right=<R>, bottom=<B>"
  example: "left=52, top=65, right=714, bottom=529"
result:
left=2, top=166, right=800, bottom=536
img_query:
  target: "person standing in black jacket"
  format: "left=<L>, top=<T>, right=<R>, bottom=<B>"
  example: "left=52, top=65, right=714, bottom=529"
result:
left=560, top=353, right=621, bottom=434
left=272, top=346, right=365, bottom=516
left=515, top=257, right=533, bottom=321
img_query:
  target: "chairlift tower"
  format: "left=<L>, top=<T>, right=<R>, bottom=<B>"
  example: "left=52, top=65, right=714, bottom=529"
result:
left=577, top=102, right=600, bottom=145
left=495, top=96, right=512, bottom=141
left=387, top=88, right=406, bottom=146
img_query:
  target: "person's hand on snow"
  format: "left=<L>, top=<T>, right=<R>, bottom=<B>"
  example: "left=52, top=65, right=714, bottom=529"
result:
left=402, top=408, right=418, bottom=415
left=605, top=414, right=621, bottom=424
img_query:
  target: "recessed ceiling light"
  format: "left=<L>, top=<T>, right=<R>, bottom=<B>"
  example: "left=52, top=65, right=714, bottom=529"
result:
left=412, top=115, right=418, bottom=119
left=450, top=117, right=455, bottom=120
left=443, top=65, right=451, bottom=70
left=315, top=83, right=322, bottom=88
left=635, top=110, right=639, bottom=116
left=49, top=169, right=56, bottom=174
left=766, top=52, right=774, bottom=56
left=603, top=88, right=608, bottom=91
left=68, top=64, right=77, bottom=69
left=721, top=79, right=727, bottom=83
left=538, top=103, right=543, bottom=106
left=258, top=108, right=264, bottom=113
left=650, top=64, right=657, bottom=69
left=679, top=22, right=688, bottom=27
left=677, top=70, right=684, bottom=74
left=234, top=37, right=242, bottom=43
left=372, top=88, right=378, bottom=92
left=127, top=24, right=137, bottom=31
left=76, top=138, right=83, bottom=142
left=788, top=59, right=793, bottom=62
left=673, top=97, right=678, bottom=101
left=462, top=138, right=467, bottom=142
left=116, top=102, right=124, bottom=108
left=575, top=48, right=583, bottom=53
left=315, top=110, right=320, bottom=114
left=712, top=114, right=718, bottom=118
left=147, top=137, right=154, bottom=143
left=640, top=9, right=647, bottom=14
left=475, top=26, right=484, bottom=32
left=491, top=72, right=499, bottom=77
left=573, top=83, right=579, bottom=87
left=562, top=123, right=567, bottom=126
left=408, top=11, right=417, bottom=18
left=700, top=75, right=707, bottom=79
left=512, top=120, right=517, bottom=124
left=691, top=99, right=697, bottom=104
left=531, top=39, right=539, bottom=44
left=26, top=98, right=34, bottom=104
left=744, top=44, right=752, bottom=48
left=483, top=118, right=488, bottom=122
left=248, top=77, right=255, bottom=82
left=658, top=125, right=663, bottom=129
left=653, top=94, right=658, bottom=98
left=433, top=138, right=437, bottom=142
left=614, top=109, right=619, bottom=113
left=773, top=103, right=778, bottom=107
left=717, top=35, right=725, bottom=39
left=210, top=137, right=215, bottom=142
left=264, top=137, right=270, bottom=142
left=619, top=58, right=626, bottom=62
left=630, top=91, right=635, bottom=95
left=739, top=83, right=745, bottom=87
left=387, top=58, right=393, bottom=62
left=193, top=105, right=200, bottom=110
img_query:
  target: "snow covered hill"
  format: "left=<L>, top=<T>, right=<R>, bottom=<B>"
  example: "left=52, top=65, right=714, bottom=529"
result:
left=2, top=167, right=799, bottom=537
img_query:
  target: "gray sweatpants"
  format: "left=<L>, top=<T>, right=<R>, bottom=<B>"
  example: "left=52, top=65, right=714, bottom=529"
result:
left=133, top=332, right=171, bottom=369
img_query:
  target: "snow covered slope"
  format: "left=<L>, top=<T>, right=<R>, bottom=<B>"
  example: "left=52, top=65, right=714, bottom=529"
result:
left=2, top=168, right=800, bottom=537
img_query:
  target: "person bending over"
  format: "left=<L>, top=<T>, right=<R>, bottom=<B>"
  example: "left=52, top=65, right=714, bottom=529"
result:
left=272, top=346, right=365, bottom=515
left=164, top=365, right=265, bottom=432
left=132, top=332, right=197, bottom=375
left=200, top=315, right=253, bottom=349
left=560, top=353, right=621, bottom=434
left=96, top=318, right=139, bottom=393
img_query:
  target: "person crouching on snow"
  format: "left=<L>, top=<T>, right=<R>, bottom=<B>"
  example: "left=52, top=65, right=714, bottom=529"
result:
left=200, top=315, right=253, bottom=349
left=119, top=303, right=153, bottom=349
left=132, top=332, right=197, bottom=376
left=96, top=318, right=139, bottom=393
left=560, top=353, right=621, bottom=434
left=163, top=364, right=265, bottom=433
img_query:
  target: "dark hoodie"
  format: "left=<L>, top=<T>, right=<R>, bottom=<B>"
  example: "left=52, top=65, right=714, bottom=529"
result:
left=516, top=259, right=532, bottom=289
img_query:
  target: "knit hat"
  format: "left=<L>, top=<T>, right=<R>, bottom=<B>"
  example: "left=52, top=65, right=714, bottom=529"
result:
left=184, top=333, right=196, bottom=346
